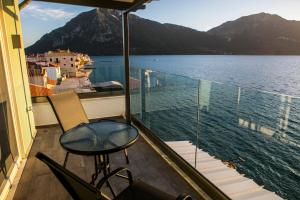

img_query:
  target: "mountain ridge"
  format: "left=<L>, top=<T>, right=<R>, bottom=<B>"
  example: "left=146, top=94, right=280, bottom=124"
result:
left=26, top=10, right=300, bottom=55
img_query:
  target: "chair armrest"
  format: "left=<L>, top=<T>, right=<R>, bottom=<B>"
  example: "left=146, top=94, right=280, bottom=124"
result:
left=176, top=194, right=192, bottom=200
left=96, top=167, right=133, bottom=189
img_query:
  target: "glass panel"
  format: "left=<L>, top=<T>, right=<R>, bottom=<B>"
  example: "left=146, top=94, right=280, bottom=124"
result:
left=130, top=67, right=300, bottom=199
left=130, top=67, right=142, bottom=116
left=130, top=68, right=199, bottom=167
left=0, top=60, right=18, bottom=191
left=197, top=83, right=300, bottom=199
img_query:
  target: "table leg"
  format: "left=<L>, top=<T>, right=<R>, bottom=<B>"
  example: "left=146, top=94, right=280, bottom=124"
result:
left=90, top=154, right=115, bottom=197
left=102, top=154, right=115, bottom=198
left=107, top=154, right=111, bottom=173
left=90, top=155, right=102, bottom=185
left=90, top=155, right=98, bottom=185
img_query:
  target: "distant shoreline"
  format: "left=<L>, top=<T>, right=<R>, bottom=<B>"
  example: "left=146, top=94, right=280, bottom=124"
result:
left=88, top=54, right=300, bottom=56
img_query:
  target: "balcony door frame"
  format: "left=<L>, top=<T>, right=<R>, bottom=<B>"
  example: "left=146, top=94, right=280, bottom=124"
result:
left=0, top=2, right=26, bottom=199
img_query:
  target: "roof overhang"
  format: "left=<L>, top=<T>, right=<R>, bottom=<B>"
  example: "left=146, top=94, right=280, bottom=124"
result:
left=30, top=0, right=150, bottom=10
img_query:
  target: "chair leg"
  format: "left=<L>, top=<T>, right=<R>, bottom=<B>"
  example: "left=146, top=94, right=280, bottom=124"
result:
left=124, top=149, right=129, bottom=164
left=63, top=152, right=69, bottom=168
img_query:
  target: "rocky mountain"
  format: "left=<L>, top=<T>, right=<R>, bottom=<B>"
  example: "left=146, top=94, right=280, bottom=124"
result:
left=26, top=8, right=230, bottom=55
left=208, top=13, right=300, bottom=54
left=25, top=8, right=228, bottom=55
left=26, top=10, right=300, bottom=55
left=26, top=9, right=124, bottom=55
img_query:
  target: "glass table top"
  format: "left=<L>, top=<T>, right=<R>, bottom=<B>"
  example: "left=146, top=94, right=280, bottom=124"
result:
left=60, top=121, right=139, bottom=155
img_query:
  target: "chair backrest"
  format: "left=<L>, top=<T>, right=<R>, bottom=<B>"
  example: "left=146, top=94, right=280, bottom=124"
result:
left=36, top=152, right=108, bottom=200
left=48, top=91, right=89, bottom=132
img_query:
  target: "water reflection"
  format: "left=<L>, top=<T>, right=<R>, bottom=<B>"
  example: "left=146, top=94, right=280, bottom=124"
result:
left=238, top=94, right=291, bottom=138
left=239, top=118, right=275, bottom=137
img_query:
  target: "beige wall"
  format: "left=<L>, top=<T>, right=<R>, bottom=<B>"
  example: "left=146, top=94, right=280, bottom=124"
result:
left=33, top=96, right=126, bottom=126
left=45, top=55, right=77, bottom=67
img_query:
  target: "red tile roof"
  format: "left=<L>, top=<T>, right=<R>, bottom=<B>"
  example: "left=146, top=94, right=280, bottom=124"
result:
left=29, top=84, right=53, bottom=97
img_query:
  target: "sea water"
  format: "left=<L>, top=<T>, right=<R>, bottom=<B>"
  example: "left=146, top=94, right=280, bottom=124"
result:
left=90, top=55, right=300, bottom=199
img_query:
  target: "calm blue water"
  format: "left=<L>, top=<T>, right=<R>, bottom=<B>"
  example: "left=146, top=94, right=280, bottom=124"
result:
left=90, top=55, right=300, bottom=199
left=90, top=55, right=300, bottom=96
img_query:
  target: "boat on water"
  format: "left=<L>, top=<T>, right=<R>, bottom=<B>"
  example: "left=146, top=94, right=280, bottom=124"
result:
left=92, top=81, right=123, bottom=92
left=83, top=66, right=95, bottom=69
left=99, top=60, right=113, bottom=62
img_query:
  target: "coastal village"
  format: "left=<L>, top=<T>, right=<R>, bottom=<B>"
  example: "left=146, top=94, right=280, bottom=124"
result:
left=26, top=49, right=94, bottom=96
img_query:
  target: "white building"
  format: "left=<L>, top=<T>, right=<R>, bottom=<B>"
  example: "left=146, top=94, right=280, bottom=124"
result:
left=44, top=50, right=81, bottom=77
left=26, top=54, right=46, bottom=62
left=44, top=64, right=62, bottom=85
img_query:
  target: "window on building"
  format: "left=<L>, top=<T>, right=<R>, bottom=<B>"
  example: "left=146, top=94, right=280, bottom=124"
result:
left=71, top=58, right=73, bottom=61
left=56, top=58, right=59, bottom=63
left=71, top=64, right=73, bottom=67
left=50, top=58, right=52, bottom=62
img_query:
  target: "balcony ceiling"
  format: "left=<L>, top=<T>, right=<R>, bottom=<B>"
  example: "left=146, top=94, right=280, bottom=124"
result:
left=32, top=0, right=148, bottom=10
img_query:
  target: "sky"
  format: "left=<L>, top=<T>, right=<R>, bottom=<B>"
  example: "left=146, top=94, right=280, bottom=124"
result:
left=20, top=0, right=300, bottom=47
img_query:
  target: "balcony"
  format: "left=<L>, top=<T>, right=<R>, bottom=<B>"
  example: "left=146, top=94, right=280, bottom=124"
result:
left=6, top=65, right=287, bottom=200
left=0, top=0, right=294, bottom=199
left=11, top=118, right=201, bottom=200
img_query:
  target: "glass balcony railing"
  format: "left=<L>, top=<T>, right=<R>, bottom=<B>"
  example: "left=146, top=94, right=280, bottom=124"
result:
left=130, top=67, right=300, bottom=200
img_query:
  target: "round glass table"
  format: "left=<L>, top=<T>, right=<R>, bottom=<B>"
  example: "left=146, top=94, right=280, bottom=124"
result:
left=60, top=121, right=139, bottom=186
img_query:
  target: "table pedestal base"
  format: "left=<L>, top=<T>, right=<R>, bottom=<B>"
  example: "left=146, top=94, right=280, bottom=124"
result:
left=90, top=154, right=111, bottom=184
left=90, top=154, right=115, bottom=197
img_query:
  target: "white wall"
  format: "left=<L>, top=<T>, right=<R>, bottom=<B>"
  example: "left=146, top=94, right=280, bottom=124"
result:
left=32, top=95, right=125, bottom=126
left=44, top=67, right=61, bottom=81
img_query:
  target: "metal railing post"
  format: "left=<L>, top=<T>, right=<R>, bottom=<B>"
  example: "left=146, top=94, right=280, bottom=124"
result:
left=122, top=12, right=131, bottom=123
left=140, top=69, right=146, bottom=120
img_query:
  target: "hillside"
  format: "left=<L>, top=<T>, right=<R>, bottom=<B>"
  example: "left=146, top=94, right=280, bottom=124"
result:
left=26, top=10, right=300, bottom=55
left=26, top=8, right=228, bottom=55
left=208, top=13, right=300, bottom=54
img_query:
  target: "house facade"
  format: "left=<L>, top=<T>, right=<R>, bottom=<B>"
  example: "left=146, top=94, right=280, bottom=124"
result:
left=44, top=50, right=80, bottom=77
left=44, top=63, right=62, bottom=85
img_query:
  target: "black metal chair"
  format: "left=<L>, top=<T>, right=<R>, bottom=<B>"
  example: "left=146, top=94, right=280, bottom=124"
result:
left=36, top=152, right=192, bottom=200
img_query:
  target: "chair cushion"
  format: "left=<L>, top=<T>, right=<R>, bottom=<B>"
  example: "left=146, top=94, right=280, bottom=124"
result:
left=115, top=180, right=176, bottom=200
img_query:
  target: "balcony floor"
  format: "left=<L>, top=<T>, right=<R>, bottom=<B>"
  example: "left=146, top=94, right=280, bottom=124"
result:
left=12, top=124, right=201, bottom=200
